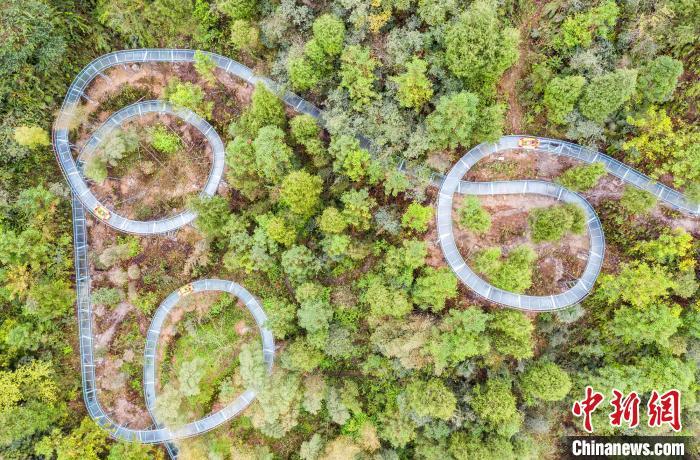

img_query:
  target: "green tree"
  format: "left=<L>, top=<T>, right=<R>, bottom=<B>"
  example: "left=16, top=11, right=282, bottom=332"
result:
left=230, top=19, right=261, bottom=54
left=444, top=0, right=519, bottom=95
left=543, top=76, right=586, bottom=125
left=487, top=309, right=534, bottom=359
left=280, top=170, right=323, bottom=217
left=265, top=214, right=297, bottom=246
left=188, top=195, right=231, bottom=239
left=556, top=0, right=619, bottom=50
left=13, top=126, right=50, bottom=149
left=252, top=126, right=294, bottom=185
left=165, top=80, right=213, bottom=118
left=35, top=418, right=108, bottom=460
left=263, top=297, right=297, bottom=339
left=339, top=46, right=379, bottom=110
left=108, top=441, right=164, bottom=460
left=178, top=357, right=206, bottom=397
left=556, top=162, right=606, bottom=192
left=637, top=56, right=683, bottom=103
left=529, top=203, right=585, bottom=243
left=150, top=125, right=181, bottom=154
left=1, top=0, right=66, bottom=105
left=193, top=50, right=217, bottom=85
left=341, top=189, right=377, bottom=231
left=412, top=267, right=458, bottom=313
left=417, top=0, right=456, bottom=26
left=470, top=378, right=523, bottom=437
left=295, top=282, right=332, bottom=334
left=458, top=196, right=491, bottom=234
left=217, top=0, right=257, bottom=20
left=318, top=207, right=348, bottom=234
left=609, top=302, right=682, bottom=348
left=288, top=54, right=322, bottom=92
left=329, top=135, right=373, bottom=182
left=230, top=85, right=286, bottom=139
left=425, top=308, right=491, bottom=375
left=312, top=14, right=345, bottom=56
left=283, top=246, right=321, bottom=285
left=404, top=379, right=457, bottom=420
left=473, top=246, right=536, bottom=293
left=281, top=339, right=324, bottom=372
left=519, top=360, right=572, bottom=405
left=426, top=91, right=478, bottom=150
left=578, top=69, right=638, bottom=122
left=596, top=262, right=676, bottom=308
left=361, top=274, right=413, bottom=318
left=449, top=431, right=515, bottom=460
left=401, top=203, right=432, bottom=233
left=391, top=58, right=433, bottom=111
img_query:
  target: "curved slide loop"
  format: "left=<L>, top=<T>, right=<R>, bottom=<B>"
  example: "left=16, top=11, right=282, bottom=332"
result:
left=141, top=280, right=275, bottom=441
left=53, top=49, right=326, bottom=235
left=75, top=100, right=225, bottom=233
left=54, top=50, right=307, bottom=454
left=437, top=135, right=700, bottom=311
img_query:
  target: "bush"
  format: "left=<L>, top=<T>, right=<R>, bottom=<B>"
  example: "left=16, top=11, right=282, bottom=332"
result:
left=529, top=204, right=585, bottom=243
left=556, top=162, right=606, bottom=192
left=619, top=185, right=656, bottom=215
left=458, top=196, right=491, bottom=234
left=472, top=245, right=536, bottom=293
left=165, top=80, right=213, bottom=119
left=84, top=156, right=108, bottom=184
left=150, top=125, right=181, bottom=154
left=92, top=287, right=123, bottom=307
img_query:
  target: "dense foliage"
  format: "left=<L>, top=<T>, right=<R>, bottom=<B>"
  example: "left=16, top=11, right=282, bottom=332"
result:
left=1, top=0, right=698, bottom=459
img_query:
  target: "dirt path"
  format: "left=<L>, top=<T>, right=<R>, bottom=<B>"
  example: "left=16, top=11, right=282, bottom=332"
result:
left=498, top=2, right=546, bottom=134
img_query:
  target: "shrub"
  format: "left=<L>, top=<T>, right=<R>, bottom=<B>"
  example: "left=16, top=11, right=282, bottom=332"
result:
left=619, top=185, right=657, bottom=215
left=556, top=162, right=606, bottom=192
left=472, top=245, right=536, bottom=293
left=165, top=80, right=213, bottom=119
left=529, top=204, right=585, bottom=243
left=150, top=125, right=181, bottom=154
left=458, top=196, right=491, bottom=234
left=92, top=287, right=123, bottom=307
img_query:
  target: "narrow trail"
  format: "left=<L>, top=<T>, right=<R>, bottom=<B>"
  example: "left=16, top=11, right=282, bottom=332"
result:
left=499, top=2, right=546, bottom=133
